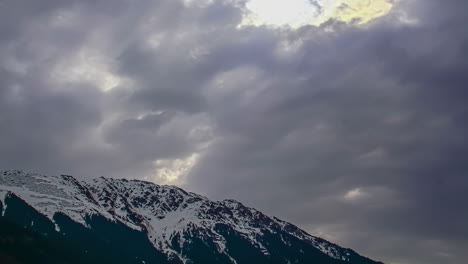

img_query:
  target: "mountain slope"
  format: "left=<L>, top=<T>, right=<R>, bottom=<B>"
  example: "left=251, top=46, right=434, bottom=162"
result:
left=0, top=170, right=382, bottom=264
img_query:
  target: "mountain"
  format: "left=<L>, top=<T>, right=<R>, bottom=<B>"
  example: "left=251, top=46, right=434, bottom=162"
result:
left=0, top=170, right=382, bottom=264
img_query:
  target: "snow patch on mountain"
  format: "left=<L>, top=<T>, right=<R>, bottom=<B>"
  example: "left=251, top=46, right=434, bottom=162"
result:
left=0, top=171, right=115, bottom=227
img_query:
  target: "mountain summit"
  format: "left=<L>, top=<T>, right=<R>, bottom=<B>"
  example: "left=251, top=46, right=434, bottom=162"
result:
left=0, top=170, right=382, bottom=264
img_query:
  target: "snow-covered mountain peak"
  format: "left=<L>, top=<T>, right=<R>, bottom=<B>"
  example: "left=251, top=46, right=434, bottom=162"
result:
left=0, top=170, right=380, bottom=264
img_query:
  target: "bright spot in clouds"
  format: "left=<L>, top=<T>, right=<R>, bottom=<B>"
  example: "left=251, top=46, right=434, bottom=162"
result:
left=51, top=48, right=124, bottom=92
left=241, top=0, right=320, bottom=28
left=241, top=0, right=394, bottom=28
left=152, top=153, right=200, bottom=185
left=344, top=188, right=366, bottom=201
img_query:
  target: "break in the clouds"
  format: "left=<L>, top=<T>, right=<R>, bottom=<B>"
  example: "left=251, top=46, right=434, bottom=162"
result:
left=1, top=0, right=467, bottom=264
left=240, top=0, right=394, bottom=28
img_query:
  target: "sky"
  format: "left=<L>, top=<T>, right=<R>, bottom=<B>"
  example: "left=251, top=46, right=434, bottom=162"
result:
left=1, top=0, right=467, bottom=263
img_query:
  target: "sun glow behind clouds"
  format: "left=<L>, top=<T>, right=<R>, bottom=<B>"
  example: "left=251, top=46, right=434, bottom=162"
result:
left=241, top=0, right=320, bottom=28
left=152, top=153, right=200, bottom=185
left=240, top=0, right=394, bottom=28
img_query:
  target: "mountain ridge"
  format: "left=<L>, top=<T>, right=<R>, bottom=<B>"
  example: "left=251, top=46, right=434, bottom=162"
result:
left=0, top=170, right=382, bottom=264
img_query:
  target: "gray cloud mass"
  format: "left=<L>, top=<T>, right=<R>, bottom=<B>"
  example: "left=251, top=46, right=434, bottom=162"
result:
left=1, top=0, right=467, bottom=263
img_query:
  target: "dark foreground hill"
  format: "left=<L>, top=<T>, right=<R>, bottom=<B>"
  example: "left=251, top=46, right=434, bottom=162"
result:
left=0, top=170, right=382, bottom=264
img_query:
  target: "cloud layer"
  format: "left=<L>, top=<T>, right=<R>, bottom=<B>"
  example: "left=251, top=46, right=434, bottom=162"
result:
left=1, top=0, right=467, bottom=263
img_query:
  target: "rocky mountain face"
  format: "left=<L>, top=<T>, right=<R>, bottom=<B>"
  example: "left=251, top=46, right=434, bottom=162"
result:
left=0, top=170, right=382, bottom=264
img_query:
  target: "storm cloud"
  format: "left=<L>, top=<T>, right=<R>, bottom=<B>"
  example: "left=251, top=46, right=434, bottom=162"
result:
left=1, top=0, right=467, bottom=263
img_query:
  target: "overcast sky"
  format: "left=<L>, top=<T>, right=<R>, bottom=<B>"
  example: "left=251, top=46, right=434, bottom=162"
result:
left=1, top=0, right=467, bottom=263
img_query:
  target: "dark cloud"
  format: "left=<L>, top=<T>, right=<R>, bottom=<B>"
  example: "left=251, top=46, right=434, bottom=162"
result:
left=0, top=0, right=467, bottom=263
